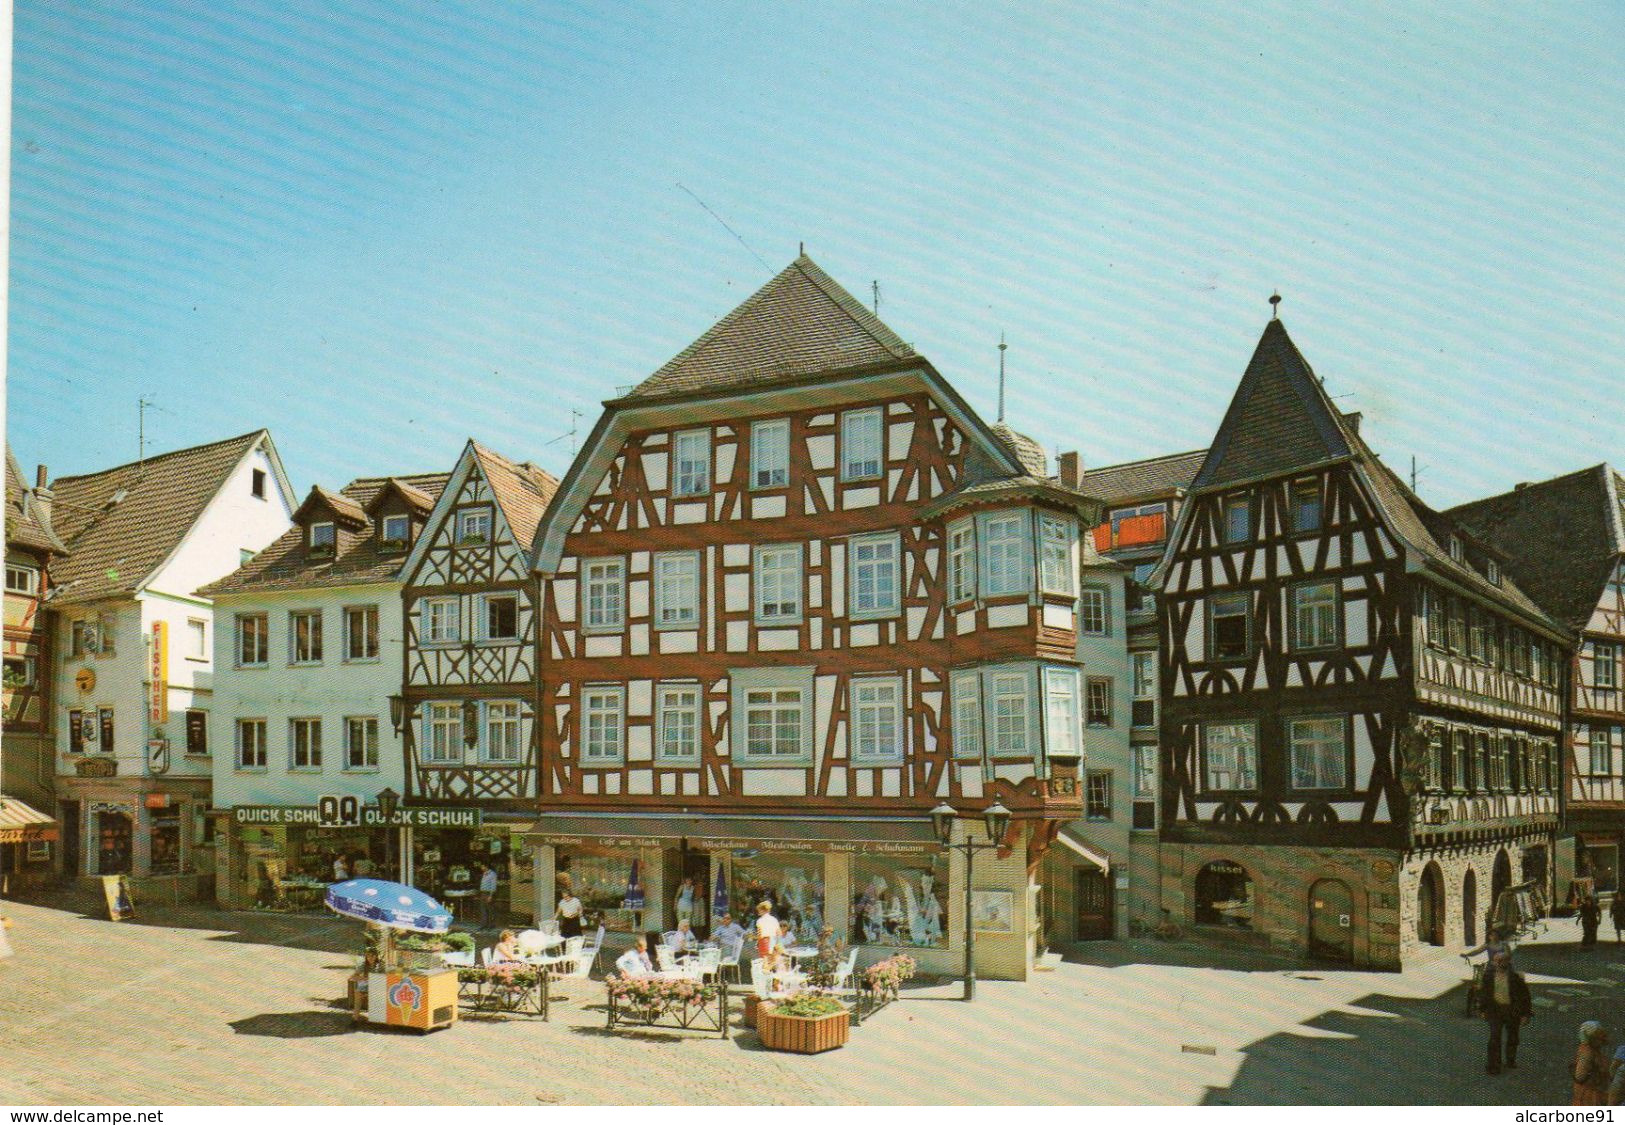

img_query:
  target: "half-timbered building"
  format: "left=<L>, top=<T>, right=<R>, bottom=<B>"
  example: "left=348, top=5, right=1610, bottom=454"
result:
left=1151, top=316, right=1569, bottom=968
left=1450, top=465, right=1625, bottom=897
left=398, top=439, right=558, bottom=923
left=526, top=255, right=1102, bottom=979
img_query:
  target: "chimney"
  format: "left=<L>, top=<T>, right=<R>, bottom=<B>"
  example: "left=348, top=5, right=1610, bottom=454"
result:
left=35, top=464, right=48, bottom=488
left=31, top=464, right=54, bottom=530
left=1057, top=451, right=1082, bottom=491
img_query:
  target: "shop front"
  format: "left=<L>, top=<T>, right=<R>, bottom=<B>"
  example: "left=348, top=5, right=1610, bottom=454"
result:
left=54, top=770, right=212, bottom=898
left=0, top=793, right=58, bottom=897
left=526, top=814, right=1031, bottom=977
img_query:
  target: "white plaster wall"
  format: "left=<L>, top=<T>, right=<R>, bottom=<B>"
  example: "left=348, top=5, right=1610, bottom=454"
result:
left=147, top=441, right=293, bottom=599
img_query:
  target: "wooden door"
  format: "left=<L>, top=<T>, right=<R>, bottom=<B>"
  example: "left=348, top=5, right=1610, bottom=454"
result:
left=1308, top=879, right=1354, bottom=961
left=1075, top=868, right=1113, bottom=940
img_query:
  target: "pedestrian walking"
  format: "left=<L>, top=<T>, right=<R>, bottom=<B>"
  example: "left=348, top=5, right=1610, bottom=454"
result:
left=1481, top=952, right=1531, bottom=1074
left=1574, top=1022, right=1611, bottom=1105
left=754, top=900, right=780, bottom=960
left=478, top=863, right=498, bottom=929
left=1610, top=894, right=1625, bottom=944
left=1581, top=895, right=1602, bottom=948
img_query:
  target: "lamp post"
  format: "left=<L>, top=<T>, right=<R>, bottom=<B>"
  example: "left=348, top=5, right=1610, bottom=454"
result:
left=377, top=787, right=401, bottom=879
left=930, top=800, right=1013, bottom=1002
left=387, top=694, right=407, bottom=736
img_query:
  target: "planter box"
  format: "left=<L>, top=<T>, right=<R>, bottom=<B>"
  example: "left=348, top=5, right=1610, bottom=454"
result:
left=757, top=1006, right=850, bottom=1054
left=741, top=992, right=764, bottom=1029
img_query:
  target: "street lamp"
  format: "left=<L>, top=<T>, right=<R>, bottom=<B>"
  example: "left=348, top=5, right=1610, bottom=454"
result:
left=387, top=694, right=407, bottom=736
left=931, top=800, right=1013, bottom=1002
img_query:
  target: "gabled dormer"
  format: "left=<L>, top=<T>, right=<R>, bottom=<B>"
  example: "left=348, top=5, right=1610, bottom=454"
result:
left=291, top=485, right=369, bottom=561
left=365, top=477, right=437, bottom=557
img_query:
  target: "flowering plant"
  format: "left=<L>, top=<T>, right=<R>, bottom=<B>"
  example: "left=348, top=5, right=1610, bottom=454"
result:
left=770, top=993, right=847, bottom=1018
left=457, top=964, right=538, bottom=989
left=863, top=953, right=917, bottom=995
left=606, top=974, right=717, bottom=1008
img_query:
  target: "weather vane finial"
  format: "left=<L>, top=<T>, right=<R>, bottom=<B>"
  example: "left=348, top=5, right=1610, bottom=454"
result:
left=1269, top=291, right=1282, bottom=319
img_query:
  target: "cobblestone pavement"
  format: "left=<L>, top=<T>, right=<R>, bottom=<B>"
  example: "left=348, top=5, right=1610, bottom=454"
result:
left=3, top=895, right=1620, bottom=1105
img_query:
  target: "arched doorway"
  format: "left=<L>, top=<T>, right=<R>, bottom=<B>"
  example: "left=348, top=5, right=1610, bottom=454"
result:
left=1492, top=849, right=1513, bottom=909
left=1195, top=860, right=1254, bottom=928
left=1463, top=870, right=1478, bottom=948
left=1419, top=862, right=1445, bottom=946
left=1308, top=879, right=1354, bottom=962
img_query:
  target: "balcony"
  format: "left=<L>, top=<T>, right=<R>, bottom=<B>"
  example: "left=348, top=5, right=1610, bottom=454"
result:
left=1092, top=511, right=1168, bottom=554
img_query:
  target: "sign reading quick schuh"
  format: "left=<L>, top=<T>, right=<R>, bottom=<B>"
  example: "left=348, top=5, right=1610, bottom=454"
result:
left=233, top=805, right=482, bottom=828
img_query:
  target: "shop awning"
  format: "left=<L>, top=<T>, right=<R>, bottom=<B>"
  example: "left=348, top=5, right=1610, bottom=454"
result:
left=1056, top=826, right=1110, bottom=872
left=0, top=794, right=58, bottom=845
left=524, top=813, right=939, bottom=853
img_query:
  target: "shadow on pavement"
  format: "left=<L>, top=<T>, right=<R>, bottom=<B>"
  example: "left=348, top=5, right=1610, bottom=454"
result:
left=1057, top=937, right=1308, bottom=973
left=228, top=1010, right=354, bottom=1038
left=1203, top=939, right=1621, bottom=1105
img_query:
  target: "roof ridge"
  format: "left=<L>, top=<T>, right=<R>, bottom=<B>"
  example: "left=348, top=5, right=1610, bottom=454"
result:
left=789, top=254, right=914, bottom=359
left=1082, top=448, right=1209, bottom=475
left=51, top=429, right=265, bottom=484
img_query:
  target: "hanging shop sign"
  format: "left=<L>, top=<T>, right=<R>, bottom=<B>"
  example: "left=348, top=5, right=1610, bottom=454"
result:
left=149, top=622, right=168, bottom=724
left=147, top=737, right=170, bottom=775
left=232, top=805, right=483, bottom=829
left=75, top=667, right=96, bottom=693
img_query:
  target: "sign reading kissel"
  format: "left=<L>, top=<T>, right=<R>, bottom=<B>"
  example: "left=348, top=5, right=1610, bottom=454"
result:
left=233, top=805, right=482, bottom=828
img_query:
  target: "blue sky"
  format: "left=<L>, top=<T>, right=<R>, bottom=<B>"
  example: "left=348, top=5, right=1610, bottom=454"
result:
left=9, top=2, right=1624, bottom=508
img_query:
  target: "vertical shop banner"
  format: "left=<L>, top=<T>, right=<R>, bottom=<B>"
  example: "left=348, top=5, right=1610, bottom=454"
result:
left=149, top=621, right=168, bottom=724
left=102, top=874, right=136, bottom=921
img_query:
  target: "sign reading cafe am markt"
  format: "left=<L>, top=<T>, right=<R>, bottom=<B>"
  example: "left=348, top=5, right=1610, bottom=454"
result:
left=232, top=805, right=483, bottom=828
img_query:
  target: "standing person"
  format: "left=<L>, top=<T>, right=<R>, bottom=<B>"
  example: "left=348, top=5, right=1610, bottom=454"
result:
left=1481, top=952, right=1532, bottom=1074
left=1581, top=895, right=1603, bottom=948
left=1610, top=894, right=1625, bottom=945
left=754, top=901, right=780, bottom=961
left=674, top=877, right=697, bottom=930
left=1575, top=1022, right=1612, bottom=1105
left=556, top=886, right=584, bottom=939
left=478, top=863, right=499, bottom=929
left=332, top=853, right=350, bottom=882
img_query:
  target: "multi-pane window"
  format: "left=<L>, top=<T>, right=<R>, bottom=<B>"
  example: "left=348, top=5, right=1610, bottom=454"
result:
left=185, top=710, right=208, bottom=755
left=1080, top=586, right=1110, bottom=636
left=481, top=594, right=519, bottom=641
left=344, top=717, right=379, bottom=770
left=1478, top=733, right=1495, bottom=791
left=5, top=564, right=39, bottom=594
left=186, top=618, right=207, bottom=660
left=1487, top=559, right=1502, bottom=585
left=754, top=544, right=802, bottom=623
left=289, top=610, right=323, bottom=664
left=309, top=521, right=335, bottom=552
left=1289, top=716, right=1347, bottom=790
left=1597, top=643, right=1620, bottom=690
left=381, top=513, right=409, bottom=547
left=840, top=407, right=883, bottom=481
left=849, top=534, right=900, bottom=619
left=457, top=507, right=491, bottom=543
left=1208, top=592, right=1251, bottom=661
left=1203, top=722, right=1258, bottom=791
left=1290, top=477, right=1322, bottom=533
left=1086, top=771, right=1113, bottom=820
left=236, top=719, right=267, bottom=769
left=751, top=419, right=790, bottom=489
left=654, top=552, right=700, bottom=628
left=425, top=703, right=463, bottom=764
left=1454, top=730, right=1472, bottom=791
left=673, top=429, right=711, bottom=496
left=1044, top=667, right=1081, bottom=757
left=237, top=615, right=268, bottom=666
left=1592, top=726, right=1613, bottom=777
left=951, top=671, right=982, bottom=760
left=991, top=672, right=1030, bottom=758
left=290, top=718, right=322, bottom=770
left=851, top=677, right=905, bottom=763
left=484, top=701, right=522, bottom=764
left=948, top=521, right=977, bottom=603
left=742, top=688, right=806, bottom=761
left=656, top=685, right=702, bottom=763
left=1223, top=495, right=1251, bottom=543
left=1467, top=605, right=1486, bottom=662
left=980, top=511, right=1031, bottom=597
left=1291, top=582, right=1339, bottom=651
left=581, top=687, right=625, bottom=763
left=1038, top=515, right=1076, bottom=596
left=1448, top=598, right=1467, bottom=653
left=1424, top=588, right=1446, bottom=649
left=1133, top=745, right=1157, bottom=797
left=345, top=606, right=379, bottom=660
left=1085, top=677, right=1113, bottom=727
left=423, top=597, right=461, bottom=644
left=1132, top=652, right=1156, bottom=727
left=584, top=558, right=625, bottom=632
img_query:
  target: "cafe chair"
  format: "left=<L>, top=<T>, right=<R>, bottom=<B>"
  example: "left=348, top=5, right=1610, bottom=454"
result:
left=654, top=945, right=681, bottom=973
left=660, top=930, right=681, bottom=949
left=693, top=946, right=723, bottom=983
left=716, top=937, right=744, bottom=984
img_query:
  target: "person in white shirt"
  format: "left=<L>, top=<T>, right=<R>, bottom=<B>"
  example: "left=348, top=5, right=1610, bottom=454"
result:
left=672, top=920, right=698, bottom=958
left=556, top=889, right=584, bottom=938
left=332, top=854, right=349, bottom=882
left=754, top=901, right=780, bottom=960
left=615, top=936, right=655, bottom=978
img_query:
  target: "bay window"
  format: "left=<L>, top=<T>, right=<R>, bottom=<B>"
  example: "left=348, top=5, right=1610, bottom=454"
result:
left=979, top=510, right=1031, bottom=596
left=1038, top=514, right=1076, bottom=596
left=951, top=671, right=982, bottom=760
left=1044, top=666, right=1082, bottom=757
left=948, top=520, right=976, bottom=603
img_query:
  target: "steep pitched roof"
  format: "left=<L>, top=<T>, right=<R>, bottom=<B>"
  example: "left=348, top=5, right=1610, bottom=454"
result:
left=1447, top=464, right=1625, bottom=630
left=292, top=485, right=369, bottom=528
left=470, top=443, right=560, bottom=555
left=364, top=477, right=435, bottom=517
left=1192, top=319, right=1352, bottom=491
left=48, top=431, right=271, bottom=605
left=5, top=447, right=67, bottom=555
left=200, top=472, right=450, bottom=597
left=990, top=424, right=1048, bottom=478
left=1081, top=448, right=1208, bottom=504
left=628, top=254, right=917, bottom=400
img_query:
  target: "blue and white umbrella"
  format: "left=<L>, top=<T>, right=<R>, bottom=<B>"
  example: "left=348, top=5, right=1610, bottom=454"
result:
left=622, top=858, right=645, bottom=909
left=325, top=878, right=451, bottom=933
left=712, top=865, right=728, bottom=917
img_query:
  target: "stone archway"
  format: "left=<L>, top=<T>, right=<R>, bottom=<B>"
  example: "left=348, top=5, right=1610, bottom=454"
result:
left=1419, top=861, right=1445, bottom=946
left=1463, top=869, right=1478, bottom=948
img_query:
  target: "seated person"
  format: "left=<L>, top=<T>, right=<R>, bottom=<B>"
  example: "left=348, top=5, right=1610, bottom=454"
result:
left=615, top=936, right=655, bottom=978
left=778, top=921, right=798, bottom=950
left=492, top=930, right=525, bottom=965
left=713, top=912, right=747, bottom=950
left=672, top=920, right=698, bottom=958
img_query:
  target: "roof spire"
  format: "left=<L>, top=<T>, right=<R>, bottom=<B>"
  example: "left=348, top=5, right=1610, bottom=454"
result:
left=997, top=332, right=1008, bottom=423
left=1269, top=291, right=1281, bottom=320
